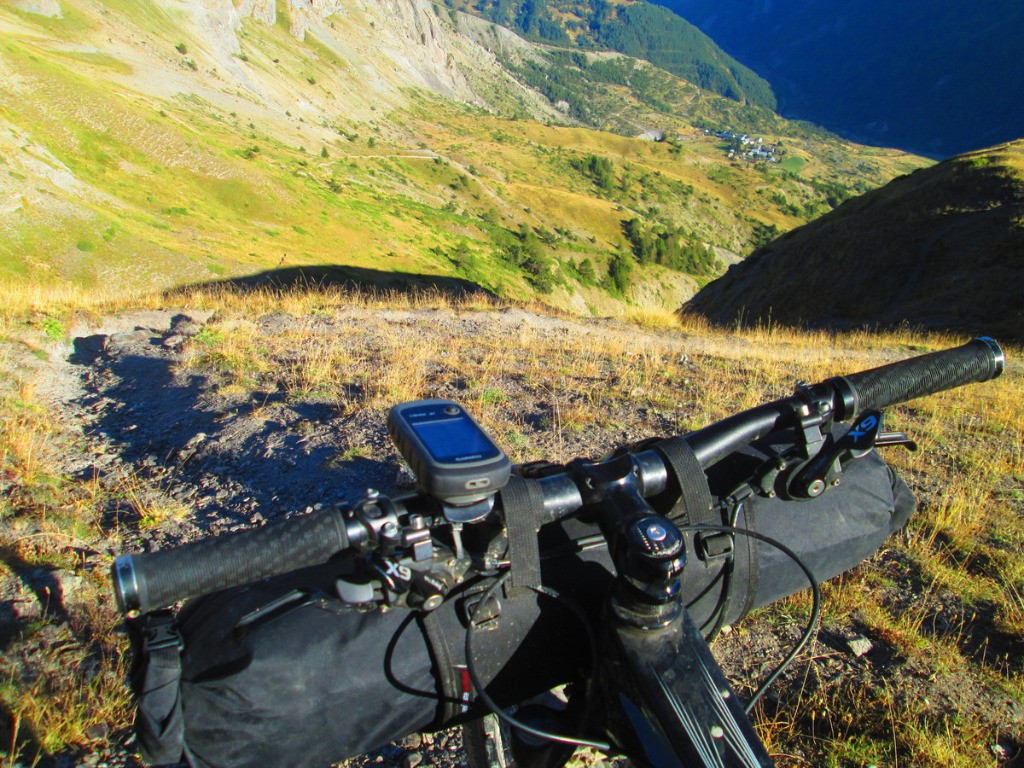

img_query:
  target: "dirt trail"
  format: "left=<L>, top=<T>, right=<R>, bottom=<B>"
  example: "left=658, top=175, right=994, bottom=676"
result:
left=34, top=304, right=900, bottom=546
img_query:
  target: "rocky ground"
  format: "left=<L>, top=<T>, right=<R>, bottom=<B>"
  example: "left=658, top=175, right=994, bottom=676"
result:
left=1, top=307, right=1021, bottom=768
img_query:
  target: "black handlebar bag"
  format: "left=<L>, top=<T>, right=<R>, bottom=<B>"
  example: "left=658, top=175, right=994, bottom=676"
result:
left=130, top=565, right=445, bottom=768
left=129, top=443, right=914, bottom=768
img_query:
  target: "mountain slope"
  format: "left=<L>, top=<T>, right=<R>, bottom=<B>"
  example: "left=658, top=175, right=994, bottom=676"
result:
left=654, top=0, right=1024, bottom=158
left=451, top=0, right=776, bottom=109
left=0, top=0, right=926, bottom=315
left=682, top=141, right=1024, bottom=341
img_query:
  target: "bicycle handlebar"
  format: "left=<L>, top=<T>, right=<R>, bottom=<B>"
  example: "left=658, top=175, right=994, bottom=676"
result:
left=836, top=336, right=1004, bottom=413
left=113, top=506, right=350, bottom=614
left=112, top=338, right=1005, bottom=615
left=682, top=337, right=1005, bottom=468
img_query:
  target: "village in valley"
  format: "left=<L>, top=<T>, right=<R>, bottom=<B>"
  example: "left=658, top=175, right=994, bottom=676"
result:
left=709, top=129, right=782, bottom=163
left=637, top=127, right=787, bottom=166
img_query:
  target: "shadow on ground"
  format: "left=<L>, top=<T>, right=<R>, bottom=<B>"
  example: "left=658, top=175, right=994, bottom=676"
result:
left=0, top=698, right=45, bottom=767
left=69, top=307, right=410, bottom=537
left=166, top=264, right=497, bottom=300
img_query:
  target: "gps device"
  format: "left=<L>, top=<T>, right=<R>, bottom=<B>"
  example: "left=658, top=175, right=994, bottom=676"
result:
left=387, top=400, right=511, bottom=505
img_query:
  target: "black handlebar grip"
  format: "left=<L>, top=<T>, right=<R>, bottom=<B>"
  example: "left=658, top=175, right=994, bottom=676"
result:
left=112, top=506, right=350, bottom=614
left=836, top=337, right=1005, bottom=415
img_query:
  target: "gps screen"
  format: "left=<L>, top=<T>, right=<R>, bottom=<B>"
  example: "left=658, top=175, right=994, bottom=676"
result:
left=414, top=417, right=501, bottom=464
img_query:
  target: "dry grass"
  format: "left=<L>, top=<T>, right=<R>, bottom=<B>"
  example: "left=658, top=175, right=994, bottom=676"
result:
left=0, top=279, right=509, bottom=326
left=0, top=380, right=134, bottom=763
left=0, top=285, right=1020, bottom=766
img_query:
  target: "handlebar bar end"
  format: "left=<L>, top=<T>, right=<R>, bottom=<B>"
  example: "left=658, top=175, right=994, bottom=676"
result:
left=113, top=555, right=142, bottom=614
left=975, top=337, right=1006, bottom=379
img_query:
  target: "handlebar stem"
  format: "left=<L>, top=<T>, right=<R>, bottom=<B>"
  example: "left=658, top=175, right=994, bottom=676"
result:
left=566, top=455, right=686, bottom=629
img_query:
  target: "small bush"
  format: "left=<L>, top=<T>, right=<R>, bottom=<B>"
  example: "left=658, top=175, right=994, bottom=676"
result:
left=42, top=317, right=64, bottom=341
left=193, top=327, right=224, bottom=346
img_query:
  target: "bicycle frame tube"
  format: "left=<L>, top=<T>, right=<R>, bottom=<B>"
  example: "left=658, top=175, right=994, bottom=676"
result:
left=565, top=452, right=774, bottom=767
left=602, top=610, right=772, bottom=768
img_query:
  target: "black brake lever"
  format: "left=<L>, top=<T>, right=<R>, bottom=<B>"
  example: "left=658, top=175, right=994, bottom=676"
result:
left=875, top=431, right=918, bottom=451
left=788, top=410, right=885, bottom=498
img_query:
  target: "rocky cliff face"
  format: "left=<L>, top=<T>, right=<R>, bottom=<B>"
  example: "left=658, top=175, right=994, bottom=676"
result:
left=252, top=0, right=474, bottom=98
left=5, top=0, right=559, bottom=126
left=218, top=0, right=564, bottom=118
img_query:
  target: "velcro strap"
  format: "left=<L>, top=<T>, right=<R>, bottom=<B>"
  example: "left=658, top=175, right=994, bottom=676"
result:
left=499, top=475, right=545, bottom=594
left=129, top=611, right=185, bottom=765
left=655, top=437, right=720, bottom=557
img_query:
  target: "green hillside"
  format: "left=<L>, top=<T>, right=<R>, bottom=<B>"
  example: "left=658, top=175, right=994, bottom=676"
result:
left=0, top=0, right=925, bottom=315
left=683, top=141, right=1024, bottom=340
left=451, top=0, right=776, bottom=109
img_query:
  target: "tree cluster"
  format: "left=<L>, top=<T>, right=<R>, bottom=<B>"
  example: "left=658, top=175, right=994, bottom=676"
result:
left=498, top=225, right=556, bottom=293
left=591, top=3, right=776, bottom=109
left=572, top=154, right=616, bottom=193
left=454, top=0, right=775, bottom=109
left=622, top=218, right=721, bottom=276
left=469, top=0, right=567, bottom=43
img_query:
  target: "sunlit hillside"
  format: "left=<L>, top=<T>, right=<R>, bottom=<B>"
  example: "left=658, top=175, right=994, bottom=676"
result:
left=0, top=0, right=926, bottom=316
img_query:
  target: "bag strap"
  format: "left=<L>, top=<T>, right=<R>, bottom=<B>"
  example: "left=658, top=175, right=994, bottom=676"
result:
left=421, top=608, right=464, bottom=724
left=499, top=475, right=545, bottom=594
left=654, top=437, right=725, bottom=560
left=128, top=610, right=186, bottom=765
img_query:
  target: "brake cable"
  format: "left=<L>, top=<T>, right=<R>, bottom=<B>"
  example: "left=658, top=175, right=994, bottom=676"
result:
left=464, top=571, right=612, bottom=752
left=677, top=523, right=822, bottom=714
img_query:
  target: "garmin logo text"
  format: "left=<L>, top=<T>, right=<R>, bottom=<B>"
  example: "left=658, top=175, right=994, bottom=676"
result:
left=454, top=454, right=484, bottom=462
